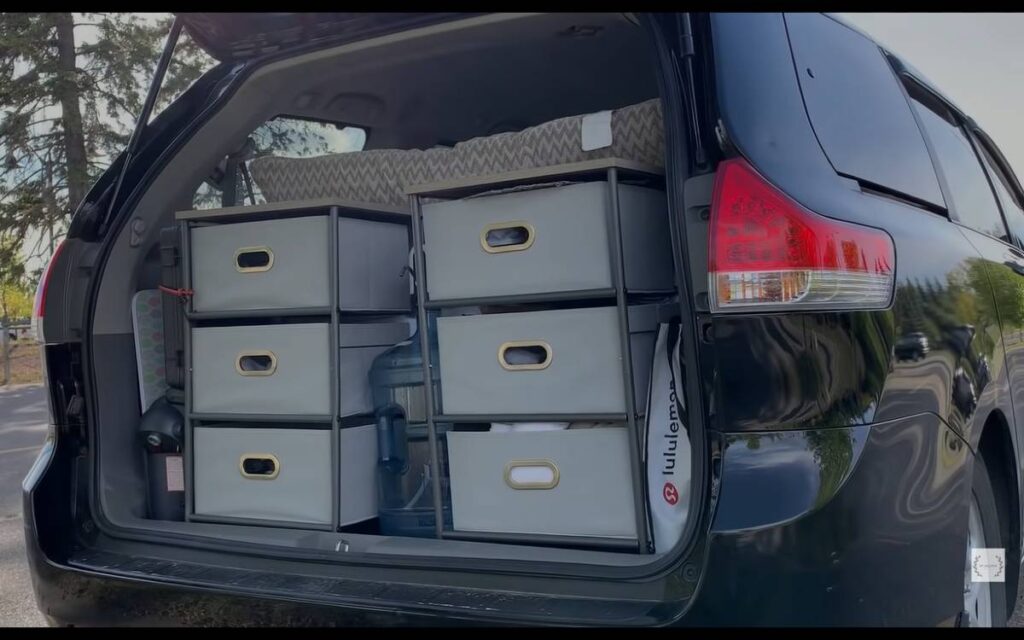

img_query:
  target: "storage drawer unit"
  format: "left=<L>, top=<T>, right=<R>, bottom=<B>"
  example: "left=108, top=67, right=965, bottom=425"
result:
left=339, top=321, right=411, bottom=416
left=191, top=323, right=331, bottom=416
left=421, top=181, right=673, bottom=302
left=436, top=305, right=657, bottom=415
left=193, top=426, right=332, bottom=525
left=338, top=216, right=412, bottom=312
left=446, top=428, right=638, bottom=539
left=190, top=216, right=330, bottom=312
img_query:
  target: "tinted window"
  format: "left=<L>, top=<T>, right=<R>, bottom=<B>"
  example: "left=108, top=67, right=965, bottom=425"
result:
left=192, top=117, right=367, bottom=209
left=785, top=13, right=944, bottom=208
left=909, top=92, right=1007, bottom=241
left=250, top=117, right=367, bottom=159
left=976, top=138, right=1024, bottom=247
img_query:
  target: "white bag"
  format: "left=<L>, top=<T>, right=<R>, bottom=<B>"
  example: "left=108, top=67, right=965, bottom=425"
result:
left=644, top=322, right=690, bottom=553
left=489, top=422, right=569, bottom=433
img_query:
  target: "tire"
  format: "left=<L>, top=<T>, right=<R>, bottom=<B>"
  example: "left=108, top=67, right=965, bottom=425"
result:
left=965, top=454, right=1009, bottom=627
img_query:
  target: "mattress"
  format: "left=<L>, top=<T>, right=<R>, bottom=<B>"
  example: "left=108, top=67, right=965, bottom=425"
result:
left=249, top=98, right=664, bottom=208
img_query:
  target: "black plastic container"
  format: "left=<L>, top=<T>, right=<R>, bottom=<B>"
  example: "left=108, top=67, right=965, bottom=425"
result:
left=139, top=396, right=185, bottom=521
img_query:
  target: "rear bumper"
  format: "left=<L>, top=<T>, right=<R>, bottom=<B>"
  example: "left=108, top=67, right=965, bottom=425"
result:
left=22, top=537, right=459, bottom=627
left=25, top=413, right=970, bottom=626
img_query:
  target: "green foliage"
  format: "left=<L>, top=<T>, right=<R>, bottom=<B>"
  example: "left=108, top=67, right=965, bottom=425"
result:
left=251, top=117, right=334, bottom=160
left=890, top=256, right=1024, bottom=366
left=979, top=259, right=1024, bottom=329
left=807, top=428, right=854, bottom=510
left=0, top=12, right=214, bottom=263
left=0, top=231, right=30, bottom=321
left=0, top=281, right=32, bottom=322
left=192, top=117, right=362, bottom=209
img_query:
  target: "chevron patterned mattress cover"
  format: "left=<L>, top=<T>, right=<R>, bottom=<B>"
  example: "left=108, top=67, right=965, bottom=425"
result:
left=249, top=98, right=664, bottom=208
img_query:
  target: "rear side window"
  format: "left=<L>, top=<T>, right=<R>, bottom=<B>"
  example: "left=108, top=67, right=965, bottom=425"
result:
left=191, top=117, right=367, bottom=209
left=976, top=138, right=1024, bottom=247
left=907, top=89, right=1007, bottom=241
left=784, top=13, right=944, bottom=208
left=250, top=117, right=367, bottom=159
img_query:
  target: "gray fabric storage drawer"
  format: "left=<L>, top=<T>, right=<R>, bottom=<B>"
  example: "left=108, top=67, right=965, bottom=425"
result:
left=338, top=217, right=411, bottom=312
left=422, top=182, right=673, bottom=302
left=437, top=306, right=657, bottom=415
left=339, top=321, right=411, bottom=416
left=193, top=426, right=332, bottom=525
left=192, top=323, right=331, bottom=415
left=339, top=423, right=379, bottom=526
left=191, top=216, right=330, bottom=312
left=447, top=428, right=638, bottom=539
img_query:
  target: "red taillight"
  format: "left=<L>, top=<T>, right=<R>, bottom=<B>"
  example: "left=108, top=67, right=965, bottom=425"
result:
left=708, top=158, right=895, bottom=313
left=33, top=239, right=66, bottom=343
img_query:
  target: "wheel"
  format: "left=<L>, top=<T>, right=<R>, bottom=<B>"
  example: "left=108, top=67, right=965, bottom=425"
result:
left=963, top=454, right=1008, bottom=627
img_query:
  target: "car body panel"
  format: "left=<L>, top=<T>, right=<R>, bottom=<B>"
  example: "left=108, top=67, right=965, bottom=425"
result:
left=686, top=416, right=969, bottom=626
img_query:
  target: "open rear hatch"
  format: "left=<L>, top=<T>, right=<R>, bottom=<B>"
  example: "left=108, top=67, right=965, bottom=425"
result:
left=177, top=12, right=470, bottom=61
left=46, top=12, right=713, bottom=621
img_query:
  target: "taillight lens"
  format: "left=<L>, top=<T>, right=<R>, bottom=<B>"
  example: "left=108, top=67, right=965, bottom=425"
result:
left=708, top=158, right=895, bottom=313
left=33, top=239, right=66, bottom=344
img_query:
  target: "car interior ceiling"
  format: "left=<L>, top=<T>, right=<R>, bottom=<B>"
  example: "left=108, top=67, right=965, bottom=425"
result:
left=89, top=12, right=670, bottom=567
left=275, top=13, right=656, bottom=150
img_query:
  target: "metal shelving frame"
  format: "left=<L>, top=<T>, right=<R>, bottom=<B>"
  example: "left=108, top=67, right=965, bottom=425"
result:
left=175, top=200, right=411, bottom=532
left=407, top=158, right=669, bottom=554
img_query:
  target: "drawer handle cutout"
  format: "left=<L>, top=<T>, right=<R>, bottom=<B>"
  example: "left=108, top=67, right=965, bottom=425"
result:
left=505, top=460, right=559, bottom=490
left=481, top=221, right=535, bottom=254
left=236, top=350, right=277, bottom=376
left=239, top=453, right=280, bottom=480
left=498, top=341, right=552, bottom=371
left=234, top=246, right=274, bottom=272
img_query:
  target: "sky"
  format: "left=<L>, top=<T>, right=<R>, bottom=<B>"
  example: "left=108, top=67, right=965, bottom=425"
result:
left=842, top=13, right=1024, bottom=178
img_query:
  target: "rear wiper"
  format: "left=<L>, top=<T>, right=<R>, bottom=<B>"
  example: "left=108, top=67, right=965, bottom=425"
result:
left=96, top=17, right=183, bottom=237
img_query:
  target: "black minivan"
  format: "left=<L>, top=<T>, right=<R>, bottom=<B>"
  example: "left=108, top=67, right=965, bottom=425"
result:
left=23, top=12, right=1024, bottom=627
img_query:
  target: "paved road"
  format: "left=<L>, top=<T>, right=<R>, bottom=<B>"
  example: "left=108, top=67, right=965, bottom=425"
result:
left=0, top=384, right=48, bottom=627
left=1, top=383, right=1023, bottom=627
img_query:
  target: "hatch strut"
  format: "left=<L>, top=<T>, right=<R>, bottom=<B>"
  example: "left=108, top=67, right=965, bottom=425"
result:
left=676, top=13, right=707, bottom=169
left=99, top=17, right=183, bottom=236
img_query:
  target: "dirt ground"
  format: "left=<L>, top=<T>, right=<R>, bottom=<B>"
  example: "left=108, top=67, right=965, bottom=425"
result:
left=1, top=340, right=42, bottom=386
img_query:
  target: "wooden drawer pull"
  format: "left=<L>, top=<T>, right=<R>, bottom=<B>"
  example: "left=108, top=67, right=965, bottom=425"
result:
left=236, top=350, right=277, bottom=376
left=239, top=453, right=280, bottom=480
left=505, top=459, right=559, bottom=490
left=480, top=221, right=535, bottom=254
left=498, top=340, right=552, bottom=371
left=235, top=246, right=274, bottom=272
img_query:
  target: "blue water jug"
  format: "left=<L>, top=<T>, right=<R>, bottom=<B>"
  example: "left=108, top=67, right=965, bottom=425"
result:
left=370, top=318, right=451, bottom=537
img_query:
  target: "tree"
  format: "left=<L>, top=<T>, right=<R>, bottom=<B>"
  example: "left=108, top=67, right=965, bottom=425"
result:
left=976, top=259, right=1024, bottom=330
left=0, top=281, right=31, bottom=324
left=0, top=13, right=212, bottom=265
left=0, top=231, right=31, bottom=322
left=193, top=117, right=360, bottom=209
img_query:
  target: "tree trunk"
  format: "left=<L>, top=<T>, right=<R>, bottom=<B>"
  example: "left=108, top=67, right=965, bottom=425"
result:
left=43, top=155, right=60, bottom=247
left=53, top=12, right=88, bottom=215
